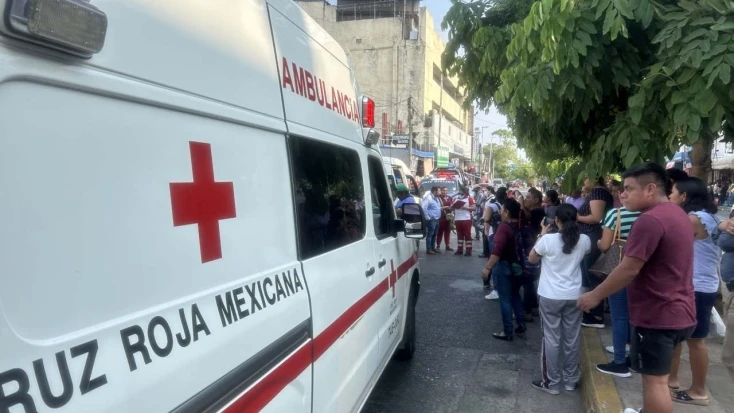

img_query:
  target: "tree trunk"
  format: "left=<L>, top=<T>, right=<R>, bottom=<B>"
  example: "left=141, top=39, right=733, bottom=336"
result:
left=689, top=132, right=715, bottom=181
left=689, top=131, right=723, bottom=315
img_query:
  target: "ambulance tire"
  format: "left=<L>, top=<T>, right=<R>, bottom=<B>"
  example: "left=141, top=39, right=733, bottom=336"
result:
left=395, top=283, right=417, bottom=361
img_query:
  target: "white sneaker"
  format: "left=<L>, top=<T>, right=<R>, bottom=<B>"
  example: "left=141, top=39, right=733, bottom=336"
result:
left=485, top=291, right=499, bottom=300
left=623, top=409, right=641, bottom=413
left=605, top=344, right=631, bottom=354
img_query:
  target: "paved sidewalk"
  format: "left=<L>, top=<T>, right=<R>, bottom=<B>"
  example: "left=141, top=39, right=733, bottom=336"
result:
left=596, top=320, right=734, bottom=413
left=364, top=232, right=583, bottom=413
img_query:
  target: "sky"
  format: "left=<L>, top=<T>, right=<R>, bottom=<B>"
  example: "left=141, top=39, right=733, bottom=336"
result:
left=422, top=0, right=509, bottom=148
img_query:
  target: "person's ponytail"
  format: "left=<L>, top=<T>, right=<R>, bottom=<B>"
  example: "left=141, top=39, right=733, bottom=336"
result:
left=555, top=204, right=580, bottom=254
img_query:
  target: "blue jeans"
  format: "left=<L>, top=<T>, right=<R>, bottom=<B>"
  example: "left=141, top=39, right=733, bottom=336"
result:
left=426, top=219, right=439, bottom=251
left=608, top=288, right=629, bottom=364
left=581, top=227, right=604, bottom=321
left=494, top=261, right=525, bottom=336
left=523, top=275, right=538, bottom=313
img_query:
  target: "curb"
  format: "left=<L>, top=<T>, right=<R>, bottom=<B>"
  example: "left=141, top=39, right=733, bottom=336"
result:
left=579, top=328, right=624, bottom=413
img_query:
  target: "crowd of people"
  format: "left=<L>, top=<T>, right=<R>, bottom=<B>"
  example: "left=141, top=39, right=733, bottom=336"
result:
left=411, top=163, right=734, bottom=413
left=710, top=179, right=734, bottom=207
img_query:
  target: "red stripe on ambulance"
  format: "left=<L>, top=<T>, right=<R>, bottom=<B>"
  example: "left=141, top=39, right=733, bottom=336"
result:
left=223, top=253, right=418, bottom=412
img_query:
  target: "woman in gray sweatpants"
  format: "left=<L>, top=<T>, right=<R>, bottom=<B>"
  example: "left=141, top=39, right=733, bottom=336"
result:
left=528, top=204, right=591, bottom=394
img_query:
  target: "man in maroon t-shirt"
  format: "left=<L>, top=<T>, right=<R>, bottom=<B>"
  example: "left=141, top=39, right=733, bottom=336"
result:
left=578, top=162, right=695, bottom=413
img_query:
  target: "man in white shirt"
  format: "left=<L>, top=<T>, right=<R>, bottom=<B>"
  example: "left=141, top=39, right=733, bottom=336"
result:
left=422, top=186, right=442, bottom=254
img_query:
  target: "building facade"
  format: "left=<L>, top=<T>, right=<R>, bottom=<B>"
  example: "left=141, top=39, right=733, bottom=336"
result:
left=295, top=0, right=474, bottom=175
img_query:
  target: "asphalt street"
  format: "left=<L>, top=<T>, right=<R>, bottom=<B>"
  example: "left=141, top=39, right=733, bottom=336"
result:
left=362, top=233, right=583, bottom=413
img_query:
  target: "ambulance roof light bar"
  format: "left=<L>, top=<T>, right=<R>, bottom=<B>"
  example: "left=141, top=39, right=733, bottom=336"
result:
left=5, top=0, right=108, bottom=58
left=362, top=95, right=379, bottom=146
left=362, top=96, right=375, bottom=128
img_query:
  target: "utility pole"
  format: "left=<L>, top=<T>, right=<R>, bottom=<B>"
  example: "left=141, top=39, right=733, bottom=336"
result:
left=490, top=140, right=495, bottom=181
left=408, top=96, right=413, bottom=172
left=480, top=126, right=489, bottom=178
left=437, top=72, right=443, bottom=147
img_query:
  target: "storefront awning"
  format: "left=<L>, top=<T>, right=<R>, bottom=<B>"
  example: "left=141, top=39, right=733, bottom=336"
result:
left=379, top=146, right=434, bottom=159
left=713, top=155, right=734, bottom=170
left=411, top=148, right=434, bottom=158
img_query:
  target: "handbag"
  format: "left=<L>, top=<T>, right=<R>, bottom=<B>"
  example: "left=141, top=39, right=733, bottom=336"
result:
left=446, top=211, right=456, bottom=232
left=712, top=307, right=727, bottom=337
left=589, top=208, right=625, bottom=279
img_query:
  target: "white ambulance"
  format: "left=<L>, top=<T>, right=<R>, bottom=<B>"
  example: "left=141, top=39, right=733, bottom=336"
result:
left=0, top=0, right=428, bottom=412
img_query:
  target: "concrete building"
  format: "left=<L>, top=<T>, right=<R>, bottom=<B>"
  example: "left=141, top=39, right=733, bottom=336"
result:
left=295, top=0, right=474, bottom=176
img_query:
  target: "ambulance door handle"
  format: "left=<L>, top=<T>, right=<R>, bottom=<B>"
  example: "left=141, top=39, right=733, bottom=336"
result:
left=365, top=267, right=376, bottom=277
left=378, top=259, right=387, bottom=268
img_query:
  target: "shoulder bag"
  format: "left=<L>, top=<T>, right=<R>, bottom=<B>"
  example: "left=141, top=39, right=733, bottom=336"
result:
left=589, top=208, right=624, bottom=279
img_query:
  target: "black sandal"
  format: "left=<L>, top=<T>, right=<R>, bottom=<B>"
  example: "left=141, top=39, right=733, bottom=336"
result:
left=492, top=332, right=513, bottom=341
left=515, top=325, right=527, bottom=334
left=671, top=390, right=709, bottom=406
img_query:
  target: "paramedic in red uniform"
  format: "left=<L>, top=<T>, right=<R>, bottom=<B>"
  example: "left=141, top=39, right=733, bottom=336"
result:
left=453, top=186, right=476, bottom=256
left=437, top=187, right=453, bottom=251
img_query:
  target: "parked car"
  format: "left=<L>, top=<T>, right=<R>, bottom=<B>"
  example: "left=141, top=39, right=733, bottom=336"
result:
left=431, top=167, right=466, bottom=185
left=420, top=177, right=461, bottom=197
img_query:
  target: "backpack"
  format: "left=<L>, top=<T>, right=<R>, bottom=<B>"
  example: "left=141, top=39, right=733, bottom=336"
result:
left=489, top=202, right=502, bottom=232
left=507, top=221, right=541, bottom=278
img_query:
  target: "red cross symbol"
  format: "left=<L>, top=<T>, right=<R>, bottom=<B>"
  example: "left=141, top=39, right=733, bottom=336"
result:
left=170, top=141, right=237, bottom=263
left=390, top=259, right=397, bottom=297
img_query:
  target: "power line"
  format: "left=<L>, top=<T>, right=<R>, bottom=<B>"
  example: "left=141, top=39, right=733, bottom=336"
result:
left=473, top=117, right=507, bottom=128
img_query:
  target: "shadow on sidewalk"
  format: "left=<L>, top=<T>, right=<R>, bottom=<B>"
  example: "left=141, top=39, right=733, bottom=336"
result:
left=596, top=325, right=734, bottom=413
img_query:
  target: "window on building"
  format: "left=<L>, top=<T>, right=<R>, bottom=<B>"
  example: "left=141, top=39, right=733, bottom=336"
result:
left=368, top=156, right=394, bottom=238
left=289, top=137, right=366, bottom=260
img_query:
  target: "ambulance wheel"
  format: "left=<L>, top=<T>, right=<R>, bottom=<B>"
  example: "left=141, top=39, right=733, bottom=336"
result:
left=396, top=286, right=417, bottom=360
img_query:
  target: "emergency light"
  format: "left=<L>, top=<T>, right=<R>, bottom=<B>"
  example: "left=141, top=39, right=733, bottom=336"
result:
left=362, top=96, right=375, bottom=128
left=5, top=0, right=108, bottom=57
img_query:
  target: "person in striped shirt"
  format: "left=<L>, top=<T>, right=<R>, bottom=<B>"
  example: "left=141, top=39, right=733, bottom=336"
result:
left=595, top=206, right=641, bottom=378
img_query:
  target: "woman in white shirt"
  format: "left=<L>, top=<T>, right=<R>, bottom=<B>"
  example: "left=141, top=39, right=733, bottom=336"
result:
left=527, top=204, right=591, bottom=395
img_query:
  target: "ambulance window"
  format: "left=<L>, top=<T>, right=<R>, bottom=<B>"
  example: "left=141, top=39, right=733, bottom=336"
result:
left=289, top=137, right=366, bottom=260
left=368, top=156, right=394, bottom=238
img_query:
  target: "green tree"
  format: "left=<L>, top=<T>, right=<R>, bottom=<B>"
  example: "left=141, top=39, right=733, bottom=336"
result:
left=443, top=0, right=734, bottom=179
left=512, top=160, right=538, bottom=182
left=532, top=157, right=581, bottom=182
left=484, top=129, right=519, bottom=179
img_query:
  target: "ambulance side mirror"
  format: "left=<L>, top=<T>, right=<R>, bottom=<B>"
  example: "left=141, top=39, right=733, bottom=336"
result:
left=400, top=204, right=426, bottom=240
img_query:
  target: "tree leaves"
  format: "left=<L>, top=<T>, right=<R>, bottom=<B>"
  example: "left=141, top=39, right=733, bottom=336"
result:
left=603, top=9, right=617, bottom=35
left=712, top=22, right=734, bottom=31
left=612, top=0, right=634, bottom=19
left=625, top=146, right=639, bottom=167
left=441, top=0, right=734, bottom=178
left=682, top=28, right=710, bottom=43
left=579, top=20, right=598, bottom=34
left=720, top=64, right=732, bottom=84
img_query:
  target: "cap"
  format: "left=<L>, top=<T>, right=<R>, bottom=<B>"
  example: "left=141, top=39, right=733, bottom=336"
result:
left=395, top=183, right=409, bottom=192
